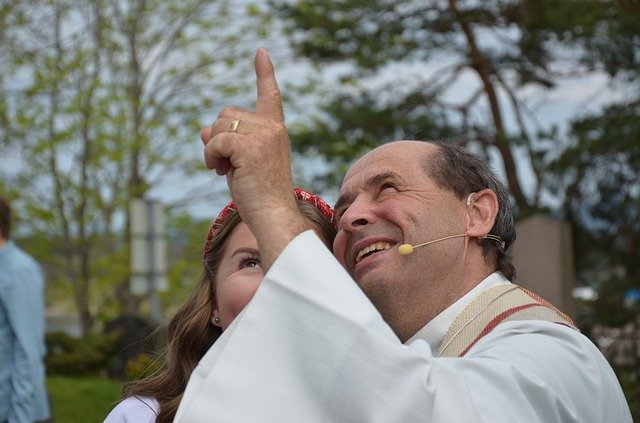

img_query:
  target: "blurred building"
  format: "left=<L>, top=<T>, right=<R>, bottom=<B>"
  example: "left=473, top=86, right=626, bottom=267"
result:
left=511, top=213, right=575, bottom=317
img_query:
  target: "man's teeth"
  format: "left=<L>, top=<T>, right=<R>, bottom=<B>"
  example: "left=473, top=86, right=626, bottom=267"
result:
left=356, top=242, right=392, bottom=263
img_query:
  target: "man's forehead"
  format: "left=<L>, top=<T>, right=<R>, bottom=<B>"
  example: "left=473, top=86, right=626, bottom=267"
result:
left=340, top=160, right=388, bottom=197
left=340, top=141, right=432, bottom=192
left=335, top=168, right=399, bottom=212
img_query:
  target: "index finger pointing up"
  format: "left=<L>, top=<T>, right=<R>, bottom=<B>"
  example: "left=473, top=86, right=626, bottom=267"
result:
left=254, top=48, right=284, bottom=122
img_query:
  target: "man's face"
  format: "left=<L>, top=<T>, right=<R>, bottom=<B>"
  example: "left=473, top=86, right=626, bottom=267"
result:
left=332, top=141, right=469, bottom=321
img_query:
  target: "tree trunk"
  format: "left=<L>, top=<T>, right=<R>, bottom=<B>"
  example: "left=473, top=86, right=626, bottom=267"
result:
left=449, top=0, right=530, bottom=211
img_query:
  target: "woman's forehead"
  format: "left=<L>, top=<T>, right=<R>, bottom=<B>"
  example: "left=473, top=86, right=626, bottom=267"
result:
left=225, top=223, right=257, bottom=249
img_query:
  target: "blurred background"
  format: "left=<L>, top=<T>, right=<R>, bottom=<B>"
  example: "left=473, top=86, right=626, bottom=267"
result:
left=1, top=0, right=638, bottom=421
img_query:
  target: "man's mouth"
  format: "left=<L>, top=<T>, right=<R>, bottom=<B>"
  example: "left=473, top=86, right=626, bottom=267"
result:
left=355, top=242, right=392, bottom=264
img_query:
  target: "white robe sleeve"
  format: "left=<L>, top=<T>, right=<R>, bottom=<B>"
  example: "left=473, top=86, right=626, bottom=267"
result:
left=103, top=396, right=158, bottom=423
left=175, top=231, right=632, bottom=423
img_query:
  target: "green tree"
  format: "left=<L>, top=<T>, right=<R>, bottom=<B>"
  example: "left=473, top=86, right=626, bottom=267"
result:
left=552, top=101, right=640, bottom=325
left=537, top=0, right=639, bottom=331
left=275, top=0, right=640, bottom=324
left=0, top=0, right=41, bottom=147
left=273, top=0, right=640, bottom=415
left=3, top=0, right=266, bottom=335
left=159, top=212, right=212, bottom=316
left=271, top=0, right=594, bottom=211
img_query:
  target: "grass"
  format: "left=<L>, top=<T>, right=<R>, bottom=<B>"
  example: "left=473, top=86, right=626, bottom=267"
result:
left=47, top=376, right=123, bottom=422
left=46, top=371, right=639, bottom=422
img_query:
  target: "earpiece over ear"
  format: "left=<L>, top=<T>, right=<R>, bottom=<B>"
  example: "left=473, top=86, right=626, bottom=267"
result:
left=464, top=189, right=500, bottom=243
left=480, top=234, right=506, bottom=249
left=466, top=192, right=476, bottom=206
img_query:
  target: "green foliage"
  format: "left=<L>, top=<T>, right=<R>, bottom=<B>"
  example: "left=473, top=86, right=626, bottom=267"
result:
left=546, top=100, right=640, bottom=324
left=274, top=0, right=639, bottom=211
left=273, top=0, right=614, bottom=210
left=290, top=91, right=459, bottom=191
left=529, top=0, right=640, bottom=76
left=161, top=212, right=212, bottom=314
left=47, top=376, right=122, bottom=423
left=46, top=331, right=119, bottom=377
left=538, top=11, right=640, bottom=410
left=275, top=1, right=640, bottom=329
left=275, top=0, right=422, bottom=68
left=618, top=370, right=640, bottom=421
left=1, top=0, right=274, bottom=335
left=124, top=352, right=163, bottom=381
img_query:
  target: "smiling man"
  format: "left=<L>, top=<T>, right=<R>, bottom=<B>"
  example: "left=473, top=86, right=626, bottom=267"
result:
left=175, top=49, right=631, bottom=422
left=332, top=141, right=516, bottom=344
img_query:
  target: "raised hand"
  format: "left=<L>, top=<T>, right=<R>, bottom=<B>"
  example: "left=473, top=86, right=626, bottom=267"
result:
left=201, top=48, right=307, bottom=269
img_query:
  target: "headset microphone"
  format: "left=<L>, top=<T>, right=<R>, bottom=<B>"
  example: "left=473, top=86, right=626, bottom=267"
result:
left=397, top=234, right=466, bottom=255
left=397, top=193, right=505, bottom=255
left=397, top=233, right=505, bottom=255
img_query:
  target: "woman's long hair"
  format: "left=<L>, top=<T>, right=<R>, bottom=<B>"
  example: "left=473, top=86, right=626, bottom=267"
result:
left=123, top=201, right=336, bottom=422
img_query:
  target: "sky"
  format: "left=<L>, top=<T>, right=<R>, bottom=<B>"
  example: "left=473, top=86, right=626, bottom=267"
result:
left=1, top=3, right=630, bottom=224
left=148, top=48, right=627, bottom=220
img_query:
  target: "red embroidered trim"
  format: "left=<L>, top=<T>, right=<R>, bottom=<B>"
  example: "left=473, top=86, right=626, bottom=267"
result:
left=519, top=287, right=576, bottom=326
left=202, top=187, right=335, bottom=260
left=459, top=303, right=539, bottom=357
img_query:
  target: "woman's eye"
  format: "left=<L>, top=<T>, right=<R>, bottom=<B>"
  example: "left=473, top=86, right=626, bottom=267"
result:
left=239, top=256, right=262, bottom=269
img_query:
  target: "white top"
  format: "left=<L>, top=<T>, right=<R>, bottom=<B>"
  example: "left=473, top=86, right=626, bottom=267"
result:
left=103, top=396, right=158, bottom=422
left=176, top=231, right=632, bottom=422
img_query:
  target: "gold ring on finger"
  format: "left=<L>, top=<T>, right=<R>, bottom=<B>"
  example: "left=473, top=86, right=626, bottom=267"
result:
left=229, top=119, right=240, bottom=133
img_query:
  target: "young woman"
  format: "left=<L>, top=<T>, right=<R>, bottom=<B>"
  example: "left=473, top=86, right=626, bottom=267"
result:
left=104, top=188, right=336, bottom=422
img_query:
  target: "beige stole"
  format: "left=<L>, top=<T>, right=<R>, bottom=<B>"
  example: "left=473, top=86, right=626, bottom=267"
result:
left=437, top=284, right=578, bottom=358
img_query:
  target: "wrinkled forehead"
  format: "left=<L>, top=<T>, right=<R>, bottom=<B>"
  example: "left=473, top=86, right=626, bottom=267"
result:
left=340, top=141, right=435, bottom=195
left=343, top=150, right=390, bottom=187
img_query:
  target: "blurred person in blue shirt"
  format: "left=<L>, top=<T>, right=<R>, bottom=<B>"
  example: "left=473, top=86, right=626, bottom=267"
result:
left=0, top=197, right=50, bottom=423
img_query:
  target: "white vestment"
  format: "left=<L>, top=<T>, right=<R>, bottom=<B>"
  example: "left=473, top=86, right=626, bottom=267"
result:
left=176, top=231, right=631, bottom=422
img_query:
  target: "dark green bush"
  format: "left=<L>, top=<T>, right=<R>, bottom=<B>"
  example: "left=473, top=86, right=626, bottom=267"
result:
left=46, top=331, right=119, bottom=376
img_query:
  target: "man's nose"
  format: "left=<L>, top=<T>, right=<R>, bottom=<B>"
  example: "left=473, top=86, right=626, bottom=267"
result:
left=338, top=197, right=376, bottom=232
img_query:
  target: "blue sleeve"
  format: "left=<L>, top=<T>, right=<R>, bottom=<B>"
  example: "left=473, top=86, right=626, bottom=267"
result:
left=9, top=340, right=35, bottom=422
left=0, top=262, right=46, bottom=422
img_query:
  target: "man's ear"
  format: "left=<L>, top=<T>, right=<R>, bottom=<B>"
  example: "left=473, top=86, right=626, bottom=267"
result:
left=465, top=189, right=499, bottom=239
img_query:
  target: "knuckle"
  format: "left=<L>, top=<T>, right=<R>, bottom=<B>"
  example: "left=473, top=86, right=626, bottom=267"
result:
left=218, top=107, right=242, bottom=118
left=274, top=122, right=288, bottom=137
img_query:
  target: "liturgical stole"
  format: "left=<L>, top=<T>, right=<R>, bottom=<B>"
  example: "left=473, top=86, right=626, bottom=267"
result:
left=437, top=284, right=578, bottom=358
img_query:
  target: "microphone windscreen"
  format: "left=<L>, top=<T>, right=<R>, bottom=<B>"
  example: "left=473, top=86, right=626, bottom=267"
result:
left=398, top=244, right=414, bottom=255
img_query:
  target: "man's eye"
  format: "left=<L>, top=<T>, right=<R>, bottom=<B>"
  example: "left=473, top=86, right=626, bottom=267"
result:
left=380, top=183, right=396, bottom=192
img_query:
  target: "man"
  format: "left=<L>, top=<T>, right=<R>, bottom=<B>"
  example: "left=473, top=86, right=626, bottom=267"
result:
left=175, top=49, right=631, bottom=422
left=0, top=197, right=51, bottom=423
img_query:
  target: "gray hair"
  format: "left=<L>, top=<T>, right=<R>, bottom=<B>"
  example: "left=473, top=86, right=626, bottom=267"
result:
left=424, top=142, right=517, bottom=281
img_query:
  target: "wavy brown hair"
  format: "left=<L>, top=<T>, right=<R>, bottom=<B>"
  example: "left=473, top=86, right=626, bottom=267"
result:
left=122, top=200, right=336, bottom=422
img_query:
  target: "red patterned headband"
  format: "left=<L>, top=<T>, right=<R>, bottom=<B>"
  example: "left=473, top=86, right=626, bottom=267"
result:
left=203, top=187, right=335, bottom=261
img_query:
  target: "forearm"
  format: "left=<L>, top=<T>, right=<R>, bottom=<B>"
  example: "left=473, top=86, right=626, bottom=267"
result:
left=253, top=206, right=309, bottom=271
left=201, top=49, right=305, bottom=271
